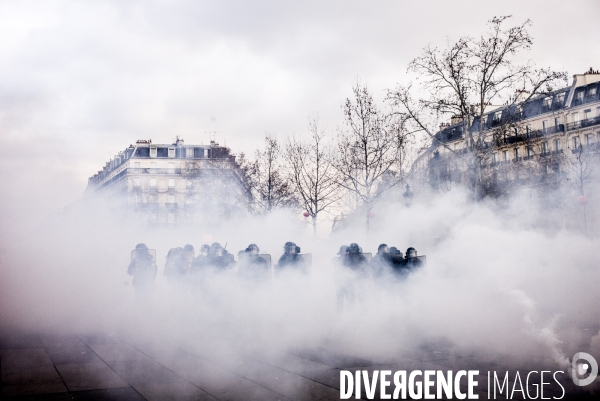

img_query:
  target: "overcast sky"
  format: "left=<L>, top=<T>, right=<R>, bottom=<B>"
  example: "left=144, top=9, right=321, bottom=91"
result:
left=0, top=0, right=598, bottom=223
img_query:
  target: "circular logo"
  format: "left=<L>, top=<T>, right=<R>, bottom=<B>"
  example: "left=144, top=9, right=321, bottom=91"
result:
left=571, top=352, right=598, bottom=387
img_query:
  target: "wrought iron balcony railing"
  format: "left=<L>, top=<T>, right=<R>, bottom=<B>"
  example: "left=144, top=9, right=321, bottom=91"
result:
left=567, top=116, right=600, bottom=131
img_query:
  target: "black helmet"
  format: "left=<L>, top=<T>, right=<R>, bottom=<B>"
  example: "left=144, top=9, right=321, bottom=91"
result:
left=406, top=247, right=417, bottom=258
left=348, top=243, right=361, bottom=254
left=135, top=243, right=148, bottom=250
left=246, top=243, right=260, bottom=255
left=210, top=242, right=224, bottom=257
left=337, top=245, right=349, bottom=255
left=378, top=243, right=389, bottom=253
left=389, top=247, right=401, bottom=255
left=284, top=242, right=299, bottom=254
left=184, top=244, right=194, bottom=252
left=200, top=244, right=210, bottom=255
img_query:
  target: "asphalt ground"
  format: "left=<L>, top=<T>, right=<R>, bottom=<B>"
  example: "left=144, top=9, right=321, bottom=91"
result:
left=1, top=330, right=598, bottom=400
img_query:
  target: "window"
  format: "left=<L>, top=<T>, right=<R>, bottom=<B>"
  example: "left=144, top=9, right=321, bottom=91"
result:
left=573, top=113, right=580, bottom=122
left=573, top=136, right=581, bottom=148
left=168, top=147, right=175, bottom=158
left=584, top=109, right=591, bottom=120
left=576, top=91, right=584, bottom=103
left=586, top=134, right=593, bottom=146
left=493, top=153, right=498, bottom=163
left=503, top=150, right=508, bottom=161
left=589, top=87, right=597, bottom=97
left=542, top=120, right=548, bottom=132
left=543, top=97, right=552, bottom=109
left=149, top=178, right=157, bottom=188
left=527, top=147, right=533, bottom=157
left=150, top=147, right=157, bottom=158
left=526, top=125, right=531, bottom=136
left=133, top=178, right=140, bottom=187
left=545, top=165, right=551, bottom=174
left=554, top=117, right=560, bottom=127
left=556, top=92, right=565, bottom=105
left=542, top=141, right=548, bottom=154
left=597, top=107, right=600, bottom=117
left=554, top=139, right=561, bottom=151
left=515, top=148, right=520, bottom=158
left=493, top=111, right=502, bottom=122
left=168, top=179, right=175, bottom=188
left=186, top=148, right=193, bottom=158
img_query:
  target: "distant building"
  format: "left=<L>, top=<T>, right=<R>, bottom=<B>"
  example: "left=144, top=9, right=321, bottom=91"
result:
left=411, top=69, right=600, bottom=199
left=86, top=138, right=251, bottom=225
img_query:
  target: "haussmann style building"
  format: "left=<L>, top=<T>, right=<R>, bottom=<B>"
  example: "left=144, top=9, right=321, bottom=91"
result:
left=410, top=69, right=600, bottom=232
left=86, top=138, right=251, bottom=225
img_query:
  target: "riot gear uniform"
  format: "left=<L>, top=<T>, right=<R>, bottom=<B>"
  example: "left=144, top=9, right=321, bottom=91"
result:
left=191, top=244, right=210, bottom=272
left=276, top=241, right=308, bottom=270
left=164, top=245, right=194, bottom=279
left=371, top=243, right=393, bottom=275
left=128, top=243, right=157, bottom=290
left=342, top=243, right=368, bottom=269
left=238, top=244, right=270, bottom=280
left=205, top=242, right=235, bottom=269
left=401, top=247, right=424, bottom=270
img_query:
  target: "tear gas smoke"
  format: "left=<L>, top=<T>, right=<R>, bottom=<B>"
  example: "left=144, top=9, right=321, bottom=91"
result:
left=1, top=188, right=599, bottom=395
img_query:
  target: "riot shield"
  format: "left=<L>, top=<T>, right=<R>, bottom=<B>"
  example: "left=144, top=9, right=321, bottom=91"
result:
left=258, top=254, right=271, bottom=270
left=298, top=253, right=312, bottom=267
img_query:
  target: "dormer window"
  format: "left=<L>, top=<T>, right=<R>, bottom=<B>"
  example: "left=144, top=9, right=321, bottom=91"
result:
left=543, top=97, right=552, bottom=109
left=150, top=147, right=157, bottom=158
left=168, top=147, right=175, bottom=158
left=186, top=148, right=193, bottom=158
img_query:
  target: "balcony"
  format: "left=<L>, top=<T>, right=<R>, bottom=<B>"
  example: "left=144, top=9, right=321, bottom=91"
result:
left=540, top=125, right=564, bottom=136
left=128, top=168, right=182, bottom=174
left=566, top=116, right=600, bottom=131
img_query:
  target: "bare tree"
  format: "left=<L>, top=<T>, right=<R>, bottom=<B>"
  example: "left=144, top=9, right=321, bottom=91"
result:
left=332, top=83, right=406, bottom=229
left=563, top=139, right=600, bottom=235
left=285, top=116, right=339, bottom=234
left=252, top=134, right=298, bottom=214
left=387, top=16, right=567, bottom=198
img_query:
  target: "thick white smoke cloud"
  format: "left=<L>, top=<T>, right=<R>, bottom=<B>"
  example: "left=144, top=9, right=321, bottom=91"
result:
left=1, top=188, right=599, bottom=387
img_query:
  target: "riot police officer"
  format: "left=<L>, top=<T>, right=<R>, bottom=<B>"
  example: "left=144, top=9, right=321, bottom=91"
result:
left=128, top=243, right=157, bottom=291
left=371, top=243, right=392, bottom=275
left=276, top=242, right=306, bottom=270
left=402, top=247, right=423, bottom=269
left=206, top=242, right=235, bottom=269
left=342, top=243, right=368, bottom=269
left=164, top=244, right=194, bottom=280
left=388, top=247, right=404, bottom=268
left=238, top=243, right=269, bottom=280
left=191, top=244, right=210, bottom=272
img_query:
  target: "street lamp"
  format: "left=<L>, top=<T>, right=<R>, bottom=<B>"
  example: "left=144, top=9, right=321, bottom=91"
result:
left=403, top=184, right=413, bottom=207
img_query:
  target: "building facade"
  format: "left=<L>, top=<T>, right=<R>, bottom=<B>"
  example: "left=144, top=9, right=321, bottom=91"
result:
left=86, top=138, right=251, bottom=225
left=411, top=70, right=600, bottom=197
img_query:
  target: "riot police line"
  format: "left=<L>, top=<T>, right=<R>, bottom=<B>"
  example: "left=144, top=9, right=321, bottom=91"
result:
left=127, top=241, right=425, bottom=291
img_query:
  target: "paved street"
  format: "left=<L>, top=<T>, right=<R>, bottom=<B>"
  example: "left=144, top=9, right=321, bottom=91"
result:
left=1, top=330, right=596, bottom=400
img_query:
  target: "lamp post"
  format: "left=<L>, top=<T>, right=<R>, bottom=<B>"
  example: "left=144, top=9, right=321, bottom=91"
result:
left=403, top=184, right=413, bottom=208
